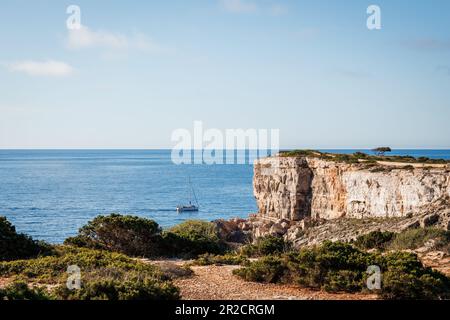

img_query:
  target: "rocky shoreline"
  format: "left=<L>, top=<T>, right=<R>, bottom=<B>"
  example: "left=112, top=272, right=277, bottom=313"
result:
left=214, top=206, right=450, bottom=248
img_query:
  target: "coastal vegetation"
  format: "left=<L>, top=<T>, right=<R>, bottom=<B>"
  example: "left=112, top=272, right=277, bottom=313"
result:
left=372, top=147, right=392, bottom=156
left=162, top=220, right=226, bottom=257
left=353, top=228, right=450, bottom=254
left=239, top=236, right=291, bottom=257
left=0, top=245, right=180, bottom=300
left=279, top=149, right=450, bottom=165
left=233, top=241, right=450, bottom=299
left=65, top=214, right=226, bottom=259
left=0, top=216, right=53, bottom=261
left=64, top=214, right=162, bottom=257
left=387, top=228, right=450, bottom=253
left=192, top=253, right=249, bottom=266
left=353, top=231, right=396, bottom=250
left=2, top=215, right=450, bottom=300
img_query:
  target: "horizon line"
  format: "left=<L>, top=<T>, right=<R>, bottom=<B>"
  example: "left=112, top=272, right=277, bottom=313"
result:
left=1, top=147, right=450, bottom=151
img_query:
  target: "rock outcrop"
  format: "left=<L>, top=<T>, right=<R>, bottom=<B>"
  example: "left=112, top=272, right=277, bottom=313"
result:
left=215, top=155, right=449, bottom=247
left=253, top=156, right=450, bottom=222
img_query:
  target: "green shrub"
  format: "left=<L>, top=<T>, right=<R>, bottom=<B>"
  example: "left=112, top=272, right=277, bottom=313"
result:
left=0, top=281, right=51, bottom=300
left=322, top=270, right=364, bottom=293
left=380, top=251, right=450, bottom=299
left=0, top=216, right=53, bottom=261
left=240, top=236, right=290, bottom=257
left=193, top=253, right=248, bottom=266
left=279, top=150, right=321, bottom=157
left=64, top=214, right=162, bottom=257
left=353, top=152, right=368, bottom=158
left=388, top=228, right=450, bottom=253
left=65, top=215, right=229, bottom=258
left=162, top=220, right=225, bottom=257
left=234, top=241, right=450, bottom=299
left=0, top=246, right=180, bottom=300
left=233, top=255, right=285, bottom=283
left=55, top=276, right=179, bottom=300
left=353, top=231, right=395, bottom=250
left=278, top=150, right=449, bottom=164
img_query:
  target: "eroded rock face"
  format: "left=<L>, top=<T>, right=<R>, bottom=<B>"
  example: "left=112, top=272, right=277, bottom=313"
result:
left=253, top=157, right=313, bottom=221
left=254, top=156, right=450, bottom=221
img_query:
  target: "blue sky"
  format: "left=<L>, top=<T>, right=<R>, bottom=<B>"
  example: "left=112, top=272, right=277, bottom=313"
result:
left=0, top=0, right=449, bottom=149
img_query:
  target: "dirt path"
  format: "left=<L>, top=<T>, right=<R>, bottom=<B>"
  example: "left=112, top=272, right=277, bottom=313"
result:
left=173, top=265, right=377, bottom=300
left=0, top=277, right=12, bottom=289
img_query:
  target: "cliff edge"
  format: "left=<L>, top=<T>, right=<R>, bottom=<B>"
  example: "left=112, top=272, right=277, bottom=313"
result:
left=254, top=155, right=450, bottom=223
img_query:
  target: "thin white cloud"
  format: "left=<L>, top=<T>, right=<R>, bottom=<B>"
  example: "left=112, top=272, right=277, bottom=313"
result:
left=66, top=25, right=165, bottom=53
left=221, top=0, right=258, bottom=13
left=6, top=60, right=74, bottom=77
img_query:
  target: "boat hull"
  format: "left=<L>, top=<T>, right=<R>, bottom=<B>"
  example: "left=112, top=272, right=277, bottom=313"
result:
left=176, top=206, right=199, bottom=212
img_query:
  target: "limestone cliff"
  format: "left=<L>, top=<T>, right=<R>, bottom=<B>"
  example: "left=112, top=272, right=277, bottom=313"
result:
left=253, top=156, right=450, bottom=221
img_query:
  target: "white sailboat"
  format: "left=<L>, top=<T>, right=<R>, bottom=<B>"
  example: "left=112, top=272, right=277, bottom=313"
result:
left=176, top=177, right=199, bottom=212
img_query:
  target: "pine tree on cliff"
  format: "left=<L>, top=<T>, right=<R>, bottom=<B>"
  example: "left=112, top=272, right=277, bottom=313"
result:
left=372, top=147, right=392, bottom=156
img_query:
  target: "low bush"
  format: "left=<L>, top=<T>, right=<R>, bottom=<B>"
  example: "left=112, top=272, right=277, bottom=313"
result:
left=235, top=241, right=374, bottom=291
left=55, top=276, right=179, bottom=300
left=65, top=215, right=226, bottom=258
left=278, top=149, right=449, bottom=164
left=234, top=255, right=285, bottom=283
left=234, top=241, right=450, bottom=299
left=0, top=216, right=53, bottom=261
left=0, top=281, right=51, bottom=300
left=240, top=236, right=290, bottom=257
left=0, top=246, right=180, bottom=300
left=380, top=251, right=450, bottom=300
left=64, top=214, right=162, bottom=257
left=387, top=228, right=450, bottom=253
left=353, top=231, right=395, bottom=250
left=162, top=220, right=226, bottom=258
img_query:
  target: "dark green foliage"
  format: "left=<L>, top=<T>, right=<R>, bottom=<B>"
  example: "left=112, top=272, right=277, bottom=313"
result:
left=387, top=228, right=450, bottom=253
left=380, top=251, right=450, bottom=300
left=278, top=149, right=449, bottom=165
left=353, top=231, right=395, bottom=250
left=240, top=236, right=290, bottom=257
left=279, top=150, right=321, bottom=157
left=353, top=152, right=368, bottom=158
left=65, top=215, right=226, bottom=258
left=233, top=255, right=285, bottom=283
left=55, top=277, right=179, bottom=300
left=0, top=216, right=53, bottom=261
left=0, top=246, right=180, bottom=300
left=355, top=228, right=450, bottom=253
left=372, top=147, right=392, bottom=156
left=0, top=281, right=51, bottom=300
left=322, top=270, right=364, bottom=292
left=162, top=220, right=225, bottom=258
left=234, top=241, right=450, bottom=299
left=64, top=214, right=162, bottom=257
left=236, top=241, right=374, bottom=291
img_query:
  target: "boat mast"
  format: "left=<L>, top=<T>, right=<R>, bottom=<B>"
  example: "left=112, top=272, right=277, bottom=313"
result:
left=188, top=176, right=199, bottom=207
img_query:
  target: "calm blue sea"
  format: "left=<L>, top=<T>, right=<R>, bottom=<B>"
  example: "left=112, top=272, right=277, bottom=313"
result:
left=0, top=149, right=449, bottom=243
